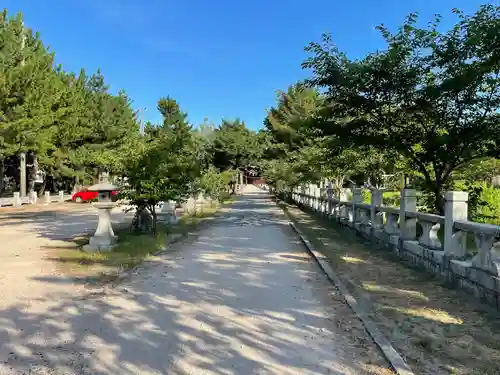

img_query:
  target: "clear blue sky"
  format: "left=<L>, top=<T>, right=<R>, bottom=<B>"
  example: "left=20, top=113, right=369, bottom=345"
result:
left=3, top=0, right=492, bottom=129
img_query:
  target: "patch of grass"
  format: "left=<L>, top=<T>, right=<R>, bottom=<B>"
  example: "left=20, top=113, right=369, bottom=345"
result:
left=51, top=227, right=169, bottom=282
left=49, top=201, right=223, bottom=284
left=279, top=200, right=500, bottom=375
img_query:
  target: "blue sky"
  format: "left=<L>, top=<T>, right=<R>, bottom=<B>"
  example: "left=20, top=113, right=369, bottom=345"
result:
left=3, top=0, right=492, bottom=129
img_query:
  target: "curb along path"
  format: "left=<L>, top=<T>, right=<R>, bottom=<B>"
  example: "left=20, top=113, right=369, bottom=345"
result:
left=263, top=187, right=414, bottom=375
left=288, top=221, right=415, bottom=375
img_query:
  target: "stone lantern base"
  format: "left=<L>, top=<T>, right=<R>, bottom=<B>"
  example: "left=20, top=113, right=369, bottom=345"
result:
left=83, top=234, right=118, bottom=252
left=83, top=201, right=118, bottom=252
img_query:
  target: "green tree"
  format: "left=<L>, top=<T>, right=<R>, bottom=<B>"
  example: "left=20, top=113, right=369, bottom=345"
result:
left=123, top=97, right=203, bottom=232
left=303, top=5, right=500, bottom=213
left=212, top=119, right=263, bottom=171
left=199, top=166, right=235, bottom=202
left=261, top=84, right=326, bottom=191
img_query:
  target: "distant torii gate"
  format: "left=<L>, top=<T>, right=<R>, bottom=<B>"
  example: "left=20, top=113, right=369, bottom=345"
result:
left=241, top=166, right=263, bottom=185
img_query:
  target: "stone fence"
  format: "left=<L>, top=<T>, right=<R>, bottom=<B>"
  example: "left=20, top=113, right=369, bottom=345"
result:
left=265, top=184, right=500, bottom=309
left=0, top=191, right=71, bottom=207
left=120, top=193, right=212, bottom=224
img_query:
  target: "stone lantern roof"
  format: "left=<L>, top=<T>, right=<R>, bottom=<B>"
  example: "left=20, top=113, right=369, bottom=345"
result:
left=87, top=182, right=117, bottom=192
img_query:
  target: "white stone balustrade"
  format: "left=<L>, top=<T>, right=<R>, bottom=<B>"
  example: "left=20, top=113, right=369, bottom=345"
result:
left=284, top=184, right=500, bottom=308
left=455, top=220, right=500, bottom=275
left=0, top=191, right=70, bottom=207
left=381, top=207, right=400, bottom=237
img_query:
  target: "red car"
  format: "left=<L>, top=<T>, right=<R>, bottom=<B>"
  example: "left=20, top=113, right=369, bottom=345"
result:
left=72, top=188, right=119, bottom=203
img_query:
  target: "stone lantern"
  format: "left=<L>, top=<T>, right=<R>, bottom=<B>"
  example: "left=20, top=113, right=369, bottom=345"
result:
left=83, top=182, right=118, bottom=252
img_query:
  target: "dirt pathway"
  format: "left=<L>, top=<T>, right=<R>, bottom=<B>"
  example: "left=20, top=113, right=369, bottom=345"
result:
left=0, top=204, right=133, bottom=309
left=0, top=187, right=392, bottom=374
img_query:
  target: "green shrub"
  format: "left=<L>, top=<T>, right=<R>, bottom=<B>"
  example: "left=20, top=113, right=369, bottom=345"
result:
left=383, top=191, right=400, bottom=207
left=451, top=180, right=500, bottom=225
left=200, top=166, right=235, bottom=202
left=362, top=189, right=371, bottom=203
left=476, top=185, right=500, bottom=225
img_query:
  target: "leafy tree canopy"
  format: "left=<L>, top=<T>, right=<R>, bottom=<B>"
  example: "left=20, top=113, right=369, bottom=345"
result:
left=302, top=4, right=500, bottom=212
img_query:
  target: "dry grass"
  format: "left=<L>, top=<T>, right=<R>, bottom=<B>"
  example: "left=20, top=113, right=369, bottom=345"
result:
left=48, top=202, right=222, bottom=285
left=280, top=201, right=500, bottom=375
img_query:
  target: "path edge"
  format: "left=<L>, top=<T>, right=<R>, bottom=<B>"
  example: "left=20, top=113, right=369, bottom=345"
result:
left=103, top=199, right=235, bottom=291
left=286, top=218, right=415, bottom=375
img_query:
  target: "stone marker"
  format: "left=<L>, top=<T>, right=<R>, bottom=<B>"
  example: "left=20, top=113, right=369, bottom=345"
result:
left=44, top=191, right=51, bottom=205
left=13, top=192, right=22, bottom=207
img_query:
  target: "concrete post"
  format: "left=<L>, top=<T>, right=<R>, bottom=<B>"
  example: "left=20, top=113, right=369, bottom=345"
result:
left=44, top=191, right=51, bottom=205
left=352, top=188, right=363, bottom=224
left=306, top=184, right=311, bottom=207
left=314, top=185, right=321, bottom=211
left=444, top=191, right=468, bottom=258
left=370, top=189, right=383, bottom=231
left=352, top=188, right=363, bottom=203
left=13, top=192, right=21, bottom=207
left=327, top=187, right=333, bottom=217
left=59, top=191, right=65, bottom=202
left=399, top=189, right=417, bottom=241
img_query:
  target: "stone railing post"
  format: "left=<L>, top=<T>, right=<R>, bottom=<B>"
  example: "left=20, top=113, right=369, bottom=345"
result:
left=444, top=191, right=468, bottom=258
left=309, top=184, right=315, bottom=208
left=59, top=191, right=65, bottom=202
left=315, top=185, right=321, bottom=212
left=327, top=187, right=333, bottom=217
left=44, top=191, right=51, bottom=205
left=13, top=192, right=22, bottom=207
left=304, top=184, right=312, bottom=207
left=399, top=189, right=417, bottom=241
left=352, top=188, right=363, bottom=224
left=370, top=189, right=383, bottom=233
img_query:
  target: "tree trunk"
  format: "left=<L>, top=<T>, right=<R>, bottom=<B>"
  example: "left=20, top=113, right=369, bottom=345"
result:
left=27, top=153, right=40, bottom=194
left=28, top=165, right=35, bottom=194
left=38, top=179, right=47, bottom=195
left=425, top=174, right=445, bottom=215
left=52, top=179, right=59, bottom=193
left=150, top=205, right=157, bottom=235
left=434, top=190, right=445, bottom=215
left=0, top=159, right=4, bottom=193
left=333, top=176, right=344, bottom=199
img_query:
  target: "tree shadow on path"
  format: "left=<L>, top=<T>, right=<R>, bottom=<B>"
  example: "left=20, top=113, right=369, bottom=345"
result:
left=0, top=190, right=393, bottom=374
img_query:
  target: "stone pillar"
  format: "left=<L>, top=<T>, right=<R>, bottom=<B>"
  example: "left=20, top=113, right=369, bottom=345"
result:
left=314, top=185, right=321, bottom=211
left=59, top=191, right=65, bottom=202
left=352, top=188, right=363, bottom=224
left=161, top=201, right=171, bottom=213
left=444, top=191, right=468, bottom=258
left=29, top=191, right=37, bottom=204
left=306, top=184, right=312, bottom=208
left=370, top=189, right=383, bottom=232
left=13, top=192, right=22, bottom=207
left=327, top=187, right=333, bottom=217
left=399, top=189, right=417, bottom=241
left=44, top=191, right=51, bottom=205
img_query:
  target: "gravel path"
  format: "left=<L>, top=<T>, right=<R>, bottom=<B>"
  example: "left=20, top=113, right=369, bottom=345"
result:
left=0, top=204, right=133, bottom=309
left=0, top=187, right=391, bottom=374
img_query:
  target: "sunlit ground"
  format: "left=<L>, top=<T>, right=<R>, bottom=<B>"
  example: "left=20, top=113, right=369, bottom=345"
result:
left=282, top=201, right=500, bottom=375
